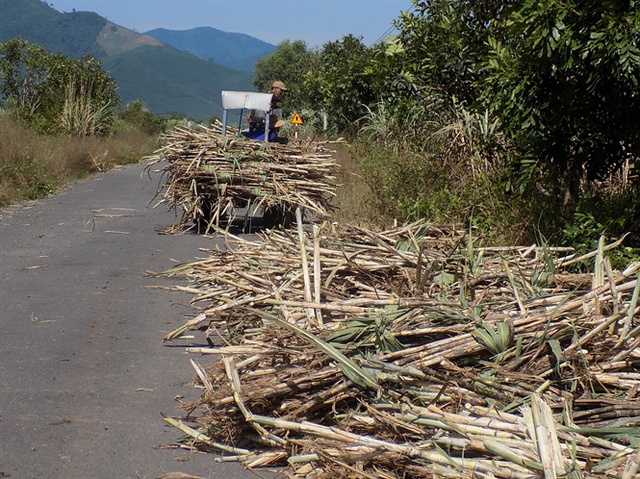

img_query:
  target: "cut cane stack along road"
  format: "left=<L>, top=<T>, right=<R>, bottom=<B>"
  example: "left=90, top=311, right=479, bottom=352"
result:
left=146, top=124, right=338, bottom=232
left=154, top=216, right=640, bottom=479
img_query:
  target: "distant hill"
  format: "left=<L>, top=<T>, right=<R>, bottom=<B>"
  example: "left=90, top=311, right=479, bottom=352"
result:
left=0, top=0, right=107, bottom=58
left=144, top=27, right=276, bottom=71
left=0, top=0, right=260, bottom=121
left=102, top=45, right=254, bottom=120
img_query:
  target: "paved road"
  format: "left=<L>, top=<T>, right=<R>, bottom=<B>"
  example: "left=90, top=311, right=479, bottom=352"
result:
left=0, top=163, right=268, bottom=478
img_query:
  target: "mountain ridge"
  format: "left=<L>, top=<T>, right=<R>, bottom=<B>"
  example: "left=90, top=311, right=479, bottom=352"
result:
left=0, top=0, right=267, bottom=120
left=144, top=26, right=276, bottom=72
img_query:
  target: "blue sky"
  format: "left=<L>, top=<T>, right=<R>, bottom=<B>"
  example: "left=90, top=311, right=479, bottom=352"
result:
left=48, top=1, right=413, bottom=48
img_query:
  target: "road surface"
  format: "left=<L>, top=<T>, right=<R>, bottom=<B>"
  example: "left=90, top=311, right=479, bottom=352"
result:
left=0, top=162, right=271, bottom=478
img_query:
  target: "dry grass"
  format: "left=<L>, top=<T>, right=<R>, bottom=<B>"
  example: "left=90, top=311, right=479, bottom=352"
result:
left=328, top=142, right=388, bottom=228
left=0, top=114, right=157, bottom=207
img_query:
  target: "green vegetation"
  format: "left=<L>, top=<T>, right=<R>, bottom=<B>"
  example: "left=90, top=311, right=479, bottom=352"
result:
left=255, top=0, right=640, bottom=257
left=253, top=40, right=318, bottom=121
left=0, top=113, right=158, bottom=207
left=0, top=38, right=119, bottom=134
left=115, top=99, right=169, bottom=135
left=0, top=40, right=175, bottom=208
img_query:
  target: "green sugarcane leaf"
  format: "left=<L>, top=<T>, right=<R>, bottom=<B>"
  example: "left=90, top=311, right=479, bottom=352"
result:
left=254, top=309, right=378, bottom=390
left=473, top=327, right=499, bottom=354
left=548, top=339, right=564, bottom=372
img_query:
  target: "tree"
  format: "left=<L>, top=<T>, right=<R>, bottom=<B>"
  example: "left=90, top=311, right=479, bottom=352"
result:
left=0, top=38, right=119, bottom=134
left=253, top=35, right=418, bottom=135
left=303, top=35, right=377, bottom=134
left=0, top=38, right=54, bottom=120
left=394, top=0, right=517, bottom=107
left=253, top=40, right=318, bottom=116
left=481, top=0, right=640, bottom=204
left=392, top=0, right=640, bottom=206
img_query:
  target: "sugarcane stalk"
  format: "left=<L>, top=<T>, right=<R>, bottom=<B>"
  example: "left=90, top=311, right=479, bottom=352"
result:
left=621, top=448, right=640, bottom=479
left=222, top=356, right=286, bottom=447
left=527, top=394, right=568, bottom=478
left=258, top=414, right=535, bottom=478
left=483, top=439, right=544, bottom=472
left=163, top=417, right=251, bottom=456
left=616, top=273, right=640, bottom=347
left=313, top=223, right=324, bottom=326
left=296, top=208, right=317, bottom=327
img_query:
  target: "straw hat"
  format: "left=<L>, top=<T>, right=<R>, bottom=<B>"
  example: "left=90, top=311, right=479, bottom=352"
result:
left=271, top=80, right=287, bottom=91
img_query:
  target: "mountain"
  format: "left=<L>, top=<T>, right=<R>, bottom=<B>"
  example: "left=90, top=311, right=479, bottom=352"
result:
left=0, top=0, right=107, bottom=58
left=102, top=45, right=254, bottom=120
left=144, top=27, right=276, bottom=71
left=0, top=0, right=259, bottom=121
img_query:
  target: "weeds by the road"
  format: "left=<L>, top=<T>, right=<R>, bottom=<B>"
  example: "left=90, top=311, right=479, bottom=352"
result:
left=328, top=141, right=384, bottom=228
left=0, top=114, right=158, bottom=208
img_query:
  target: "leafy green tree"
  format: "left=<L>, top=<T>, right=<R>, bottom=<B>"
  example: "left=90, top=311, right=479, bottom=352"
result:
left=394, top=1, right=640, bottom=204
left=304, top=35, right=377, bottom=134
left=378, top=1, right=518, bottom=154
left=0, top=38, right=119, bottom=134
left=394, top=0, right=517, bottom=107
left=0, top=38, right=55, bottom=120
left=253, top=40, right=318, bottom=116
left=253, top=35, right=417, bottom=135
left=482, top=0, right=640, bottom=204
left=255, top=36, right=398, bottom=134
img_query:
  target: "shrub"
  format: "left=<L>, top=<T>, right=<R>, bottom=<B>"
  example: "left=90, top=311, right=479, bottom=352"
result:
left=115, top=99, right=167, bottom=135
left=0, top=114, right=157, bottom=207
left=0, top=39, right=119, bottom=136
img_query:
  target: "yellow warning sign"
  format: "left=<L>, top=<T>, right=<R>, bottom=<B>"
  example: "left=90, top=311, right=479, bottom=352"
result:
left=291, top=112, right=304, bottom=125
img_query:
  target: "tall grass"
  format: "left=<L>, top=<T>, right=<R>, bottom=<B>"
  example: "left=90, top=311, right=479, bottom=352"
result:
left=58, top=80, right=116, bottom=137
left=350, top=99, right=639, bottom=250
left=350, top=101, right=559, bottom=244
left=351, top=101, right=535, bottom=244
left=0, top=114, right=157, bottom=208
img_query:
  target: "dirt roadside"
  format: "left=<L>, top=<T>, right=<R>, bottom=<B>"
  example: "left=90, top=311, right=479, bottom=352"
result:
left=0, top=162, right=272, bottom=479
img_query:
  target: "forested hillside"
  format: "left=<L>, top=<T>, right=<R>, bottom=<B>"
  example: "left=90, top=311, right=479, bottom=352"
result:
left=0, top=0, right=106, bottom=58
left=0, top=0, right=258, bottom=120
left=145, top=27, right=276, bottom=71
left=102, top=45, right=254, bottom=119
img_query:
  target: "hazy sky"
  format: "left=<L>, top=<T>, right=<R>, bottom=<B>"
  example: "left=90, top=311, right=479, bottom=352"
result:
left=47, top=0, right=414, bottom=48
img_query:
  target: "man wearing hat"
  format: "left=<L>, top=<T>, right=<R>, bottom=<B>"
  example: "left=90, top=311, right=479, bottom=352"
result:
left=247, top=80, right=287, bottom=139
left=268, top=80, right=287, bottom=134
left=270, top=80, right=287, bottom=109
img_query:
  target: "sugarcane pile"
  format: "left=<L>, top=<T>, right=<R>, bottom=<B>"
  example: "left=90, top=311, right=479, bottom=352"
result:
left=145, top=124, right=338, bottom=233
left=155, top=218, right=640, bottom=478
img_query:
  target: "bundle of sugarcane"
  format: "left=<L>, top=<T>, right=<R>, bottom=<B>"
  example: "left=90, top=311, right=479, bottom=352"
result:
left=158, top=218, right=467, bottom=339
left=155, top=217, right=640, bottom=478
left=145, top=124, right=338, bottom=232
